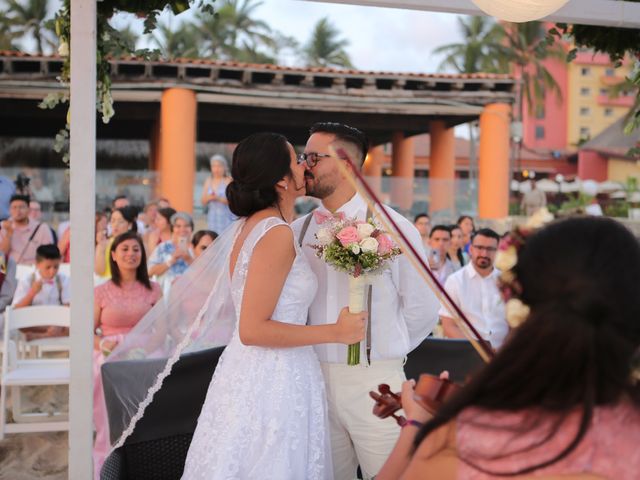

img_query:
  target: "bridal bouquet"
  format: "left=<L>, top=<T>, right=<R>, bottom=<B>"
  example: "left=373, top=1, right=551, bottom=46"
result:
left=311, top=216, right=401, bottom=365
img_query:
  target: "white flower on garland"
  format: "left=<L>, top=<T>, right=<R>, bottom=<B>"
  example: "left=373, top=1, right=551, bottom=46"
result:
left=505, top=298, right=531, bottom=328
left=350, top=244, right=361, bottom=255
left=58, top=41, right=69, bottom=57
left=495, top=245, right=518, bottom=272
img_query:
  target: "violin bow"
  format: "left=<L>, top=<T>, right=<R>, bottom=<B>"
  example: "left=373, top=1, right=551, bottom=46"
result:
left=331, top=146, right=494, bottom=363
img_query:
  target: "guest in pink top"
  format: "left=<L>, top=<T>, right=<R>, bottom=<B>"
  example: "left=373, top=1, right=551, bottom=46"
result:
left=93, top=231, right=161, bottom=479
left=379, top=217, right=640, bottom=480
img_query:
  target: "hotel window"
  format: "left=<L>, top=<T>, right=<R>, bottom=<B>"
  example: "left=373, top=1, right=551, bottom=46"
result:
left=580, top=87, right=591, bottom=96
left=581, top=67, right=591, bottom=76
left=535, top=105, right=545, bottom=119
left=580, top=127, right=591, bottom=137
left=580, top=107, right=591, bottom=116
left=605, top=68, right=615, bottom=76
left=604, top=108, right=614, bottom=117
left=535, top=126, right=545, bottom=139
left=600, top=87, right=609, bottom=96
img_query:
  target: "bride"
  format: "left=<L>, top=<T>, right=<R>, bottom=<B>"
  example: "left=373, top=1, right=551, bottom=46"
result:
left=181, top=132, right=366, bottom=479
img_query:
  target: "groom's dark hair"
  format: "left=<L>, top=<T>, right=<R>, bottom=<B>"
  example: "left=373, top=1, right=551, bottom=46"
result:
left=309, top=122, right=369, bottom=167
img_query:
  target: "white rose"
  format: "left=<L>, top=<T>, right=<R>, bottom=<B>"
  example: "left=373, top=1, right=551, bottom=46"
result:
left=58, top=41, right=69, bottom=57
left=359, top=237, right=379, bottom=253
left=494, top=245, right=517, bottom=272
left=356, top=223, right=375, bottom=240
left=525, top=207, right=554, bottom=229
left=350, top=244, right=361, bottom=255
left=316, top=228, right=333, bottom=245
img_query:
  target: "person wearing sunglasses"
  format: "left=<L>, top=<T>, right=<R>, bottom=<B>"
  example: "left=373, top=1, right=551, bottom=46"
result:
left=439, top=228, right=509, bottom=349
left=292, top=122, right=440, bottom=480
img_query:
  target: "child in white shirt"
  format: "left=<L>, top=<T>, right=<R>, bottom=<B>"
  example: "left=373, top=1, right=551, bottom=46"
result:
left=12, top=244, right=70, bottom=339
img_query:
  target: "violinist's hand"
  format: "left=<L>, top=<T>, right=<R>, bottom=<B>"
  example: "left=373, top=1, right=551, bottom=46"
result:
left=401, top=379, right=431, bottom=423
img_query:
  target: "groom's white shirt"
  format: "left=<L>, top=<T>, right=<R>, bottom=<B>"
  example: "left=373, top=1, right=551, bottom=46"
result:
left=292, top=192, right=440, bottom=363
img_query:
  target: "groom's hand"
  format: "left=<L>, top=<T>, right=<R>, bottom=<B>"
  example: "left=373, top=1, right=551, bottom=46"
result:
left=334, top=306, right=366, bottom=344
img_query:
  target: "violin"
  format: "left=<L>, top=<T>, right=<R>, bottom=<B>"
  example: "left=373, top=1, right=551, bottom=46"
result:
left=369, top=374, right=461, bottom=426
left=332, top=147, right=495, bottom=422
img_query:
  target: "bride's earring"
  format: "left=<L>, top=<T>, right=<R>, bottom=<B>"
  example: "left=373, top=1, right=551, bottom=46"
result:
left=284, top=184, right=288, bottom=191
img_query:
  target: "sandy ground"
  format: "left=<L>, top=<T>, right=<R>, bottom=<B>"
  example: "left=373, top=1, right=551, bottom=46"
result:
left=0, top=385, right=69, bottom=480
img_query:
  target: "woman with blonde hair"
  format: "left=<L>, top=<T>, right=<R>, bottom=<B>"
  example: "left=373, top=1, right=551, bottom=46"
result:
left=201, top=154, right=235, bottom=234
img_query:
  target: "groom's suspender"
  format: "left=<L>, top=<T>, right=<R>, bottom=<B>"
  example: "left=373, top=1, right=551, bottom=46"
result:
left=298, top=208, right=374, bottom=366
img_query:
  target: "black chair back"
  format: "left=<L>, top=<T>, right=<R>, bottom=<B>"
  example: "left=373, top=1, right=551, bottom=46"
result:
left=404, top=338, right=485, bottom=384
left=101, top=346, right=225, bottom=480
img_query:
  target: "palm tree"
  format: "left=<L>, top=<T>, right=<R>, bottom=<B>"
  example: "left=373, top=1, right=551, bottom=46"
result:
left=151, top=19, right=201, bottom=60
left=198, top=0, right=274, bottom=60
left=433, top=16, right=506, bottom=74
left=4, top=0, right=56, bottom=54
left=302, top=17, right=353, bottom=69
left=501, top=22, right=565, bottom=111
left=0, top=13, right=19, bottom=50
left=105, top=24, right=138, bottom=58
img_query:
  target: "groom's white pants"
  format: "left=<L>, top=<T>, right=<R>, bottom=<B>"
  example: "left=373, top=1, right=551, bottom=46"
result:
left=320, top=359, right=406, bottom=480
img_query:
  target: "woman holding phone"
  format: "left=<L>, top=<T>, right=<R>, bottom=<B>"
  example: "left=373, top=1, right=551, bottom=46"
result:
left=147, top=211, right=194, bottom=296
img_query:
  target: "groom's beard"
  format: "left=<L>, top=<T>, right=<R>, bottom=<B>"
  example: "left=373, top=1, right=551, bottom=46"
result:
left=304, top=171, right=336, bottom=199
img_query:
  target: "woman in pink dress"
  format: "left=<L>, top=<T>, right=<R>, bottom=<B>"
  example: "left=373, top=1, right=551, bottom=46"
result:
left=93, top=231, right=162, bottom=479
left=380, top=217, right=640, bottom=479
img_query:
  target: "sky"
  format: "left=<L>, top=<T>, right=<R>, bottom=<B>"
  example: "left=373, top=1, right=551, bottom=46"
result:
left=41, top=0, right=466, bottom=75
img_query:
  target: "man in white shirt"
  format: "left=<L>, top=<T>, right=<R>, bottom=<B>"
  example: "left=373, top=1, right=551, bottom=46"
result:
left=440, top=228, right=508, bottom=349
left=292, top=122, right=439, bottom=480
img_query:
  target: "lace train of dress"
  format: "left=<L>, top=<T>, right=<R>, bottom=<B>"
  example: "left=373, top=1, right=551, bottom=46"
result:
left=182, top=217, right=332, bottom=480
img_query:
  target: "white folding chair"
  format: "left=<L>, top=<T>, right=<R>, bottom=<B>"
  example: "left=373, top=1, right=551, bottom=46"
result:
left=0, top=306, right=70, bottom=439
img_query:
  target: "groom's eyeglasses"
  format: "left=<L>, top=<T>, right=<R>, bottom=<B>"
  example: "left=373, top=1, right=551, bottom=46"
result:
left=297, top=152, right=332, bottom=168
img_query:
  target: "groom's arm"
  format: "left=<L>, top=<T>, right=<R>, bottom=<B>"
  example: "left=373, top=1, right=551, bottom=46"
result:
left=393, top=218, right=440, bottom=351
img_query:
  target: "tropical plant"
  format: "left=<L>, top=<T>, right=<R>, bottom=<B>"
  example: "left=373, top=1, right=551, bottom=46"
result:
left=151, top=19, right=201, bottom=59
left=198, top=0, right=274, bottom=61
left=433, top=16, right=506, bottom=74
left=302, top=17, right=353, bottom=69
left=4, top=0, right=56, bottom=54
left=0, top=10, right=19, bottom=51
left=501, top=22, right=565, bottom=111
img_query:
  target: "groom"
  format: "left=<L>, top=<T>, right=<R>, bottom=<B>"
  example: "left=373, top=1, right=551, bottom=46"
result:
left=292, top=122, right=440, bottom=480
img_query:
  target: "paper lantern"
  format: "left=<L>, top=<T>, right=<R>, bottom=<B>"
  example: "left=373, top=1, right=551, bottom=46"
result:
left=471, top=0, right=570, bottom=23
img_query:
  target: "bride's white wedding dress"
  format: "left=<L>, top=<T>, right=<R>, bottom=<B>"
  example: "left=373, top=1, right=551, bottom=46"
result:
left=182, top=217, right=332, bottom=480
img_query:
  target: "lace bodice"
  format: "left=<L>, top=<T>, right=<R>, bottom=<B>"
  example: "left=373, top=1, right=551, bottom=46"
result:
left=230, top=216, right=317, bottom=331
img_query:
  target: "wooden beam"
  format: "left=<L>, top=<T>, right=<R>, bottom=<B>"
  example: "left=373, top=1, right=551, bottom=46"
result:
left=300, top=0, right=640, bottom=28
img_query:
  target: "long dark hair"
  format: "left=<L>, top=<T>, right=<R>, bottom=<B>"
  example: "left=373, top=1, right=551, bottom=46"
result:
left=415, top=217, right=640, bottom=475
left=109, top=231, right=152, bottom=290
left=447, top=224, right=466, bottom=266
left=226, top=132, right=292, bottom=218
left=113, top=206, right=138, bottom=233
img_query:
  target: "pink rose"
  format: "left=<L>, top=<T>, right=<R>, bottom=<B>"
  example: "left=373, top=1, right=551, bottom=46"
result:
left=377, top=234, right=393, bottom=254
left=336, top=226, right=359, bottom=247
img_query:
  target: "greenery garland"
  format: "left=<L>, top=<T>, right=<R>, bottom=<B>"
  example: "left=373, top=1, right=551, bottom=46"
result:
left=38, top=0, right=215, bottom=163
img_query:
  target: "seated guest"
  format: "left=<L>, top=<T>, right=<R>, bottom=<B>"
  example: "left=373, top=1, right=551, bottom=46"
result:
left=426, top=225, right=455, bottom=284
left=12, top=244, right=70, bottom=340
left=414, top=213, right=431, bottom=251
left=93, top=231, right=162, bottom=478
left=94, top=206, right=137, bottom=278
left=191, top=229, right=218, bottom=259
left=148, top=211, right=194, bottom=297
left=0, top=195, right=55, bottom=265
left=439, top=228, right=507, bottom=349
left=379, top=217, right=640, bottom=479
left=446, top=224, right=468, bottom=271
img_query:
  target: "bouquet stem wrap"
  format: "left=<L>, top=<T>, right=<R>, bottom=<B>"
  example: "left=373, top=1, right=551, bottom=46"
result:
left=348, top=275, right=368, bottom=365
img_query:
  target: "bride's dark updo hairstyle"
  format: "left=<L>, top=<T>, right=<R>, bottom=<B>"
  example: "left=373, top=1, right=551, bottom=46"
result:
left=226, top=132, right=292, bottom=218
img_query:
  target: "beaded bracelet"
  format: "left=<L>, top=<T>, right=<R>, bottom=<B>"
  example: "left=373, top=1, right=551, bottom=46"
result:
left=402, top=419, right=424, bottom=429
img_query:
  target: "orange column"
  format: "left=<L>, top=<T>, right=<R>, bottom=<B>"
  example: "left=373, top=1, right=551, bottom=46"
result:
left=429, top=120, right=455, bottom=214
left=478, top=103, right=511, bottom=219
left=363, top=145, right=384, bottom=196
left=390, top=132, right=415, bottom=211
left=159, top=88, right=197, bottom=213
